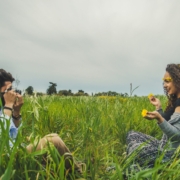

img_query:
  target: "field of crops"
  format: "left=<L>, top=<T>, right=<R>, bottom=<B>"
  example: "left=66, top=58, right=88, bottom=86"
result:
left=1, top=95, right=180, bottom=180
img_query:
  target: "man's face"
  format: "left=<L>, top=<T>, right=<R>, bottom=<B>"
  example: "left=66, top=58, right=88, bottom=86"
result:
left=0, top=81, right=12, bottom=106
left=0, top=81, right=12, bottom=92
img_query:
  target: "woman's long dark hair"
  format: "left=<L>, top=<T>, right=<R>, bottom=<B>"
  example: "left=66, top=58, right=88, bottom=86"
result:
left=164, top=64, right=180, bottom=112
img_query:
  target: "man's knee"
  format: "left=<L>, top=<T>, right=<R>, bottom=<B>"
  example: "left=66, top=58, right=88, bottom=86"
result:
left=44, top=133, right=59, bottom=138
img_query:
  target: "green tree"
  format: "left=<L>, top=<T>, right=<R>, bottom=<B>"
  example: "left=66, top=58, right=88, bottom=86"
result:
left=78, top=90, right=84, bottom=93
left=47, top=82, right=57, bottom=95
left=94, top=91, right=120, bottom=96
left=36, top=92, right=44, bottom=96
left=58, top=89, right=73, bottom=96
left=25, top=86, right=34, bottom=95
left=74, top=90, right=89, bottom=96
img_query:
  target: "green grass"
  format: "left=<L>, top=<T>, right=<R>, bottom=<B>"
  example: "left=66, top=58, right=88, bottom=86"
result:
left=1, top=95, right=180, bottom=179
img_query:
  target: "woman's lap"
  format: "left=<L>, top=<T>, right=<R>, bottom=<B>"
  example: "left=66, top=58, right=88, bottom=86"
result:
left=126, top=130, right=172, bottom=168
left=126, top=130, right=160, bottom=155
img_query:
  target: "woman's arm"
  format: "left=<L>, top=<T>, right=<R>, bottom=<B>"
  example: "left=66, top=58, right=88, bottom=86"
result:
left=144, top=110, right=180, bottom=140
left=157, top=108, right=164, bottom=117
left=158, top=112, right=180, bottom=141
left=145, top=101, right=180, bottom=141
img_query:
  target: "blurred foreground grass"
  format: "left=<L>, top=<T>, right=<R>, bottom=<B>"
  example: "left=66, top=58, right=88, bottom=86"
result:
left=1, top=95, right=180, bottom=180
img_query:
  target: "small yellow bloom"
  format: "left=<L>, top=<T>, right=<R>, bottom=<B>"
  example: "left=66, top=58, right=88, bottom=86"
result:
left=141, top=109, right=148, bottom=117
left=162, top=77, right=172, bottom=82
left=148, top=93, right=154, bottom=99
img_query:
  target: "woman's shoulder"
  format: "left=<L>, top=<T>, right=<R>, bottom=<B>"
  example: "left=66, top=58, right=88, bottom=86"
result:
left=175, top=98, right=180, bottom=107
left=174, top=98, right=180, bottom=114
left=169, top=112, right=180, bottom=123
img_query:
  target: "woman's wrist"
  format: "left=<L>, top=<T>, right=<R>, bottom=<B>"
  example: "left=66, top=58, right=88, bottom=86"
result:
left=155, top=105, right=162, bottom=110
left=157, top=116, right=164, bottom=124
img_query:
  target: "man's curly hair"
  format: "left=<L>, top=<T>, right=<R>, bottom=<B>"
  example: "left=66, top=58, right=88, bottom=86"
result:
left=164, top=64, right=180, bottom=111
left=0, top=69, right=15, bottom=89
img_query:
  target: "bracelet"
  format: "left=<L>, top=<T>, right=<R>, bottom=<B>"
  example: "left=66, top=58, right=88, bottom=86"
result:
left=3, top=106, right=13, bottom=111
left=12, top=114, right=22, bottom=120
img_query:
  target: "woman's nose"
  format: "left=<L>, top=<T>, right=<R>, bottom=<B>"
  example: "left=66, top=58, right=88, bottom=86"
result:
left=163, top=82, right=167, bottom=88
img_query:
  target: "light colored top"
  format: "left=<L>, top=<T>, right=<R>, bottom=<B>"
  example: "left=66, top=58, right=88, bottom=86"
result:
left=0, top=108, right=20, bottom=147
left=159, top=112, right=180, bottom=151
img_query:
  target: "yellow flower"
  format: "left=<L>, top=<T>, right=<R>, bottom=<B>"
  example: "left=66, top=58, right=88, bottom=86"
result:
left=162, top=77, right=172, bottom=82
left=148, top=93, right=154, bottom=99
left=141, top=109, right=148, bottom=117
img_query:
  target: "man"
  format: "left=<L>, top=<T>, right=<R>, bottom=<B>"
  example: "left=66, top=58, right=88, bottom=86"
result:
left=0, top=69, right=83, bottom=173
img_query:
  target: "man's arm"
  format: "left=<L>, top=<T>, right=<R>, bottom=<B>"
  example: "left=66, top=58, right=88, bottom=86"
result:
left=3, top=89, right=16, bottom=117
left=12, top=94, right=23, bottom=127
left=3, top=87, right=23, bottom=128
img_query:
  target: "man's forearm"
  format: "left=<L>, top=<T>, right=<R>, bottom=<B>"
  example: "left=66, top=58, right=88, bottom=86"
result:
left=3, top=103, right=13, bottom=117
left=12, top=110, right=21, bottom=127
left=13, top=119, right=21, bottom=127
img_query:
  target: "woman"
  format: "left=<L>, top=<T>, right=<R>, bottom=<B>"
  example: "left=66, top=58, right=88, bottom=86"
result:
left=126, top=63, right=180, bottom=169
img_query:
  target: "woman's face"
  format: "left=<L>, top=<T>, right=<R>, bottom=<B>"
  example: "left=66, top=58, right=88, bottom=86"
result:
left=163, top=71, right=180, bottom=96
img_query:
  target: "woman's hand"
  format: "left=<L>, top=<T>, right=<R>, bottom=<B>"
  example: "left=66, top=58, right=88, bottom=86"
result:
left=149, top=96, right=162, bottom=110
left=144, top=111, right=164, bottom=124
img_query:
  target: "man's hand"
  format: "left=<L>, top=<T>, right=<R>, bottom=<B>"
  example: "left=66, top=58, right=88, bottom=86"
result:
left=144, top=111, right=164, bottom=124
left=13, top=93, right=24, bottom=114
left=3, top=85, right=17, bottom=117
left=12, top=93, right=23, bottom=128
left=3, top=84, right=17, bottom=107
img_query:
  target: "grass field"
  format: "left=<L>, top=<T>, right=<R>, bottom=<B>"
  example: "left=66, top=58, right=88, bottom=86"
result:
left=1, top=95, right=180, bottom=180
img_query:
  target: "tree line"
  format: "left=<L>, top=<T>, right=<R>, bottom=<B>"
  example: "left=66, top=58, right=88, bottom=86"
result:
left=25, top=82, right=131, bottom=97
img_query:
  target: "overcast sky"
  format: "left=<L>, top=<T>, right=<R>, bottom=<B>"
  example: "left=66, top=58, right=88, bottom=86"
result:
left=1, top=0, right=180, bottom=96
